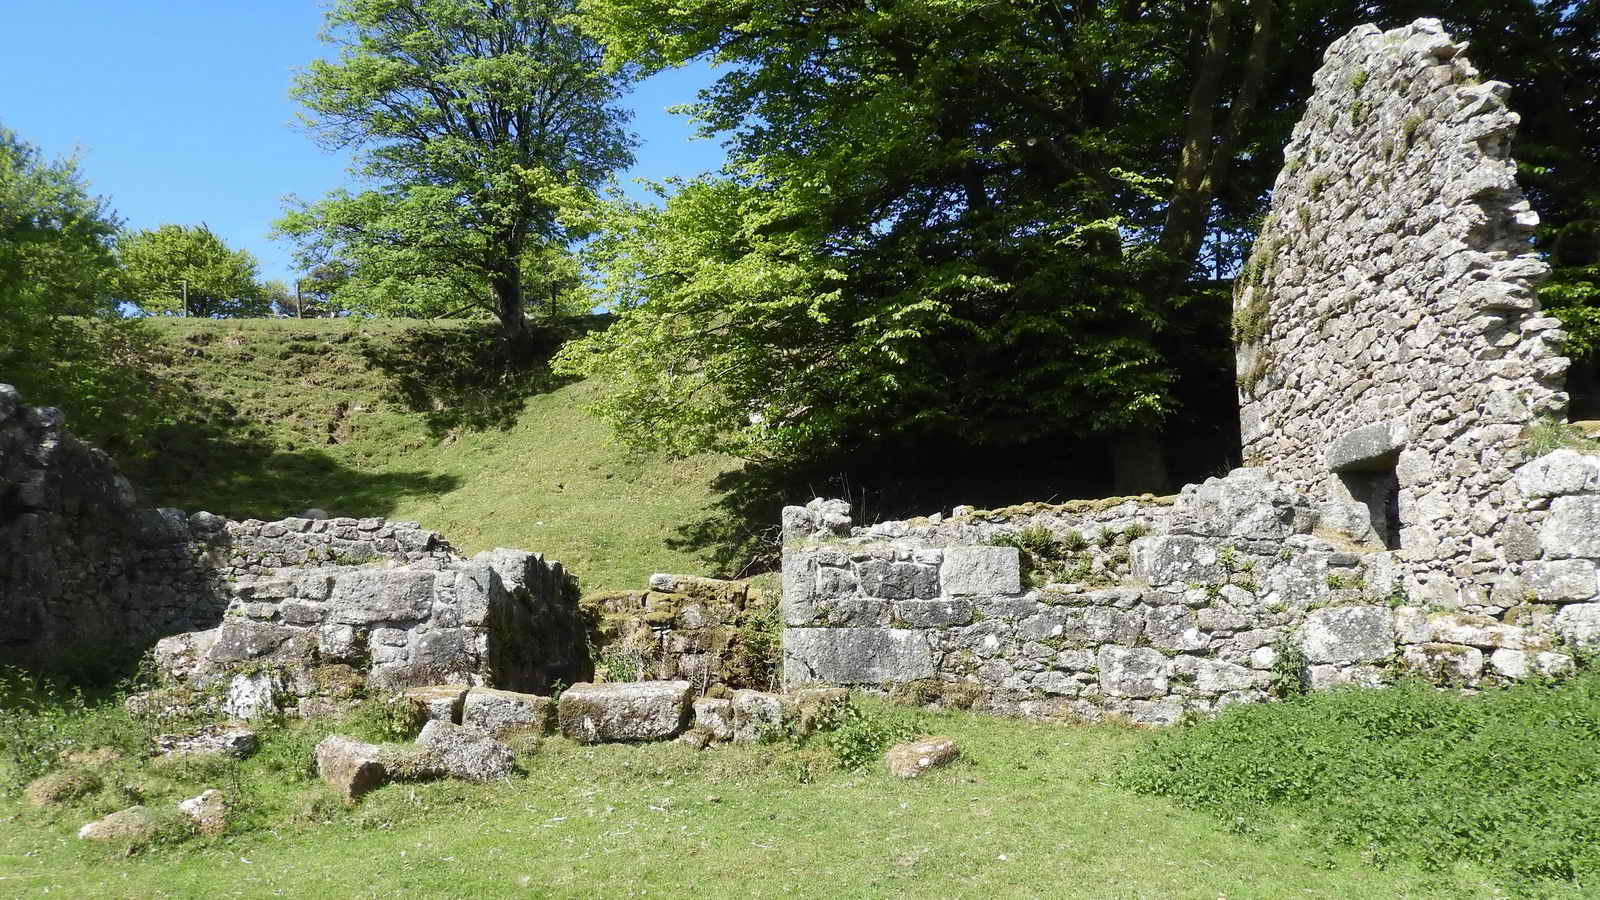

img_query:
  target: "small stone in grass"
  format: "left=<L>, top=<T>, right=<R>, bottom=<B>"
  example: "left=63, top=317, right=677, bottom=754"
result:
left=884, top=736, right=960, bottom=778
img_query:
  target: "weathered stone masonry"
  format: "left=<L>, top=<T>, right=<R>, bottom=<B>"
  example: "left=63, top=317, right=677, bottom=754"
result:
left=2, top=382, right=587, bottom=714
left=778, top=20, right=1600, bottom=722
left=1234, top=19, right=1568, bottom=608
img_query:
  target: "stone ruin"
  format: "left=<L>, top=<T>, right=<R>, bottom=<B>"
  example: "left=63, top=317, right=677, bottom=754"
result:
left=776, top=19, right=1600, bottom=724
left=7, top=19, right=1600, bottom=739
left=0, top=377, right=587, bottom=719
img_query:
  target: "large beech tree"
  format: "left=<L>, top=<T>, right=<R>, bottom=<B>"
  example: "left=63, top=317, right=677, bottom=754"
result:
left=279, top=0, right=635, bottom=336
left=561, top=0, right=1292, bottom=488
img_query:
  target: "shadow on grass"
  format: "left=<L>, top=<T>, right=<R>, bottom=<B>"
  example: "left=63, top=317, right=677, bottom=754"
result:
left=126, top=423, right=460, bottom=521
left=359, top=320, right=587, bottom=435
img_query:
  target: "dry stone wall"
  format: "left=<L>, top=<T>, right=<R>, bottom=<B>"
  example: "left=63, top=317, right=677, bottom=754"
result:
left=2, top=382, right=588, bottom=710
left=1, top=384, right=228, bottom=663
left=151, top=545, right=586, bottom=719
left=583, top=574, right=780, bottom=694
left=1234, top=19, right=1568, bottom=608
left=780, top=462, right=1588, bottom=723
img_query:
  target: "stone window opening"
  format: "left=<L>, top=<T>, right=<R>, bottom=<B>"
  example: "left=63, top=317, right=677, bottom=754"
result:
left=1325, top=419, right=1408, bottom=551
left=1336, top=466, right=1402, bottom=550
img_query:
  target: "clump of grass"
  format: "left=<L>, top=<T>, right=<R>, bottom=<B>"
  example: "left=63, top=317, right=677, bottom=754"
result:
left=1118, top=673, right=1600, bottom=885
left=1523, top=419, right=1600, bottom=459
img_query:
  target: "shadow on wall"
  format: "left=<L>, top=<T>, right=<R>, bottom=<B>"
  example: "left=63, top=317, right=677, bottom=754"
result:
left=359, top=321, right=585, bottom=436
left=668, top=419, right=1242, bottom=580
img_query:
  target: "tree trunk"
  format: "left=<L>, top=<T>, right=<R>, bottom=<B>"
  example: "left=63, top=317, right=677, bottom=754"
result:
left=491, top=261, right=527, bottom=338
left=1109, top=429, right=1171, bottom=495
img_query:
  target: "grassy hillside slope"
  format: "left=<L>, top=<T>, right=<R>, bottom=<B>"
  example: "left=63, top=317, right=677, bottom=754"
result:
left=119, top=318, right=736, bottom=592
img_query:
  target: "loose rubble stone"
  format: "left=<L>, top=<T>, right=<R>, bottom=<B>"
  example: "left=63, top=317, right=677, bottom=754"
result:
left=77, top=806, right=156, bottom=843
left=153, top=723, right=258, bottom=760
left=557, top=681, right=693, bottom=743
left=177, top=789, right=227, bottom=836
left=415, top=720, right=516, bottom=782
left=315, top=735, right=387, bottom=802
left=884, top=736, right=960, bottom=778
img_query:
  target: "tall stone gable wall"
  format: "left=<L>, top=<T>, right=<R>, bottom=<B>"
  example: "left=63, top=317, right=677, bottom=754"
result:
left=1234, top=19, right=1568, bottom=605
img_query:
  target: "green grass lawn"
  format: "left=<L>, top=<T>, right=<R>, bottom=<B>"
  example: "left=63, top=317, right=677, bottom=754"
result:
left=0, top=700, right=1521, bottom=899
left=113, top=318, right=738, bottom=592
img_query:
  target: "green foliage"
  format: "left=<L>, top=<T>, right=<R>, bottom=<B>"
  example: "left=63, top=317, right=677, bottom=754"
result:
left=0, top=123, right=168, bottom=438
left=345, top=697, right=428, bottom=744
left=1119, top=674, right=1600, bottom=884
left=279, top=0, right=635, bottom=332
left=1267, top=638, right=1309, bottom=699
left=1523, top=418, right=1600, bottom=458
left=990, top=526, right=1108, bottom=588
left=0, top=667, right=148, bottom=794
left=117, top=223, right=270, bottom=317
left=563, top=0, right=1301, bottom=465
left=822, top=701, right=925, bottom=772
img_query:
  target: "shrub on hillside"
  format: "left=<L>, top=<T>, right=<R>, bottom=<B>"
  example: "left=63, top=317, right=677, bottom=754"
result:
left=1117, top=674, right=1600, bottom=885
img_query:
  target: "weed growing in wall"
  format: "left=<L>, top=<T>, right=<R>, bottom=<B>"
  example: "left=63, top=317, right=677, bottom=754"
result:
left=1522, top=418, right=1600, bottom=459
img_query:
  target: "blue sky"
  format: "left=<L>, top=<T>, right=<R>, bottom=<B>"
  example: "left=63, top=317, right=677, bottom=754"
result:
left=1, top=1, right=726, bottom=288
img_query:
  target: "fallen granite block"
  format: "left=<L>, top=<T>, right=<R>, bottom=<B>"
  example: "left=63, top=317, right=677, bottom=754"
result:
left=463, top=687, right=554, bottom=735
left=885, top=736, right=960, bottom=778
left=692, top=697, right=734, bottom=742
left=315, top=735, right=387, bottom=802
left=177, top=789, right=227, bottom=836
left=77, top=806, right=156, bottom=842
left=401, top=685, right=469, bottom=725
left=415, top=720, right=515, bottom=781
left=558, top=680, right=693, bottom=743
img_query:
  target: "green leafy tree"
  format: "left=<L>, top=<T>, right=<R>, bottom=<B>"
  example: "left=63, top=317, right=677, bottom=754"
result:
left=564, top=0, right=1291, bottom=487
left=277, top=0, right=637, bottom=337
left=117, top=223, right=270, bottom=317
left=0, top=125, right=145, bottom=426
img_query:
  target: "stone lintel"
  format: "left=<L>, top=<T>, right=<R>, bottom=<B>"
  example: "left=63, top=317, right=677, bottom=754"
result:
left=1326, top=419, right=1408, bottom=473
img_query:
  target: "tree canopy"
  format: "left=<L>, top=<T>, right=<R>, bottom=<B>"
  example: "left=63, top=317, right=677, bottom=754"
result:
left=278, top=0, right=637, bottom=335
left=559, top=0, right=1301, bottom=487
left=118, top=223, right=270, bottom=318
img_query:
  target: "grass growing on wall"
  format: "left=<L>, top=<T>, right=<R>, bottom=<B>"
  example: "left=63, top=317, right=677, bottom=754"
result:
left=1118, top=672, right=1600, bottom=887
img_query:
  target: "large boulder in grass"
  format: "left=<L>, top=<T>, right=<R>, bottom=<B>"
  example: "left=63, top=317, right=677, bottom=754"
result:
left=415, top=720, right=515, bottom=782
left=462, top=687, right=555, bottom=736
left=557, top=680, right=692, bottom=743
left=24, top=769, right=102, bottom=807
left=315, top=735, right=388, bottom=802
